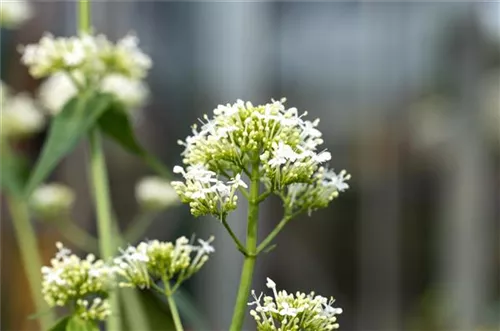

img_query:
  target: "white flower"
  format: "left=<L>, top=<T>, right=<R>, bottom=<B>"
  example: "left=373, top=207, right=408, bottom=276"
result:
left=114, top=236, right=214, bottom=292
left=20, top=32, right=151, bottom=80
left=1, top=92, right=45, bottom=138
left=100, top=73, right=149, bottom=109
left=38, top=73, right=79, bottom=115
left=0, top=0, right=33, bottom=28
left=30, top=183, right=75, bottom=219
left=41, top=243, right=114, bottom=321
left=249, top=277, right=342, bottom=331
left=171, top=165, right=243, bottom=218
left=135, top=176, right=179, bottom=211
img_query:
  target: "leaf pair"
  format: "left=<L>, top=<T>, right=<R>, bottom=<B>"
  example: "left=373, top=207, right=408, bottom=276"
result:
left=23, top=91, right=169, bottom=198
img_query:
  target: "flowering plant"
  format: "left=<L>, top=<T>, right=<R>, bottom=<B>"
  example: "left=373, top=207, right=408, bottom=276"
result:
left=1, top=1, right=350, bottom=330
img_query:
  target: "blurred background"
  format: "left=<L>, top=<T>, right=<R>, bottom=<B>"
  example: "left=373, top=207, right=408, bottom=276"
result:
left=1, top=1, right=499, bottom=330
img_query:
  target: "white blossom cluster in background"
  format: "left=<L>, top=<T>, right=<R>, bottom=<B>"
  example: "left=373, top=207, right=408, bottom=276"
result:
left=135, top=176, right=180, bottom=212
left=173, top=98, right=350, bottom=218
left=248, top=278, right=343, bottom=331
left=30, top=183, right=75, bottom=219
left=0, top=0, right=33, bottom=28
left=41, top=243, right=115, bottom=321
left=113, top=236, right=214, bottom=291
left=19, top=32, right=151, bottom=114
left=0, top=81, right=45, bottom=139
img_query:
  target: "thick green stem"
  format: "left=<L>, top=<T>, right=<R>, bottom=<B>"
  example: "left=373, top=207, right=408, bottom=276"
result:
left=89, top=129, right=120, bottom=330
left=164, top=278, right=184, bottom=331
left=79, top=0, right=90, bottom=33
left=7, top=196, right=56, bottom=330
left=229, top=161, right=260, bottom=331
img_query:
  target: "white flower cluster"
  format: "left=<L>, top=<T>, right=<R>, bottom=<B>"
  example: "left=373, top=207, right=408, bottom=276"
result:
left=171, top=165, right=247, bottom=217
left=0, top=0, right=33, bottom=28
left=249, top=278, right=343, bottom=331
left=30, top=183, right=75, bottom=219
left=41, top=243, right=115, bottom=321
left=1, top=82, right=45, bottom=139
left=285, top=168, right=351, bottom=215
left=20, top=32, right=150, bottom=114
left=135, top=176, right=180, bottom=212
left=173, top=98, right=350, bottom=217
left=114, top=236, right=214, bottom=291
left=38, top=72, right=149, bottom=116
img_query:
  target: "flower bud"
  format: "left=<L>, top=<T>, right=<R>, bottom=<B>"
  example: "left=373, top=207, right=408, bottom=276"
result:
left=135, top=176, right=179, bottom=211
left=30, top=183, right=75, bottom=220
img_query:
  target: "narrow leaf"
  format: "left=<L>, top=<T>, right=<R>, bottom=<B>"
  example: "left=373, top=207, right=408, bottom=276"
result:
left=98, top=103, right=171, bottom=178
left=24, top=92, right=114, bottom=196
left=0, top=151, right=29, bottom=197
left=48, top=316, right=70, bottom=331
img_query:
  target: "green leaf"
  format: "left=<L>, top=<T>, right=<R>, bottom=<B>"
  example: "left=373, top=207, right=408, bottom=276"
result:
left=67, top=316, right=99, bottom=331
left=48, top=316, right=70, bottom=331
left=24, top=92, right=114, bottom=196
left=98, top=102, right=171, bottom=179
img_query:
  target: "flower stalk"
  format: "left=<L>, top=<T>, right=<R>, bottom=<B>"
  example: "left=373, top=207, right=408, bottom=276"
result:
left=164, top=277, right=184, bottom=331
left=7, top=196, right=56, bottom=330
left=229, top=159, right=260, bottom=331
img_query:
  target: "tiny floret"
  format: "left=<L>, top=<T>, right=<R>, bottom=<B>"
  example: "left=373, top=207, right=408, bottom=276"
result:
left=249, top=277, right=343, bottom=331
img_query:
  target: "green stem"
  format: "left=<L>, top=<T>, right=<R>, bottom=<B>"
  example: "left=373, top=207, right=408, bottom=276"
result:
left=7, top=196, right=56, bottom=330
left=79, top=0, right=90, bottom=33
left=88, top=129, right=120, bottom=330
left=221, top=215, right=248, bottom=256
left=229, top=160, right=260, bottom=331
left=164, top=278, right=184, bottom=331
left=256, top=209, right=304, bottom=254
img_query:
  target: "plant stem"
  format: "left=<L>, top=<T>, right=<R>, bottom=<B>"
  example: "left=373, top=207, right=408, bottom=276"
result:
left=229, top=160, right=260, bottom=331
left=164, top=278, right=184, bottom=331
left=221, top=215, right=248, bottom=255
left=7, top=196, right=55, bottom=330
left=79, top=0, right=90, bottom=33
left=89, top=129, right=120, bottom=330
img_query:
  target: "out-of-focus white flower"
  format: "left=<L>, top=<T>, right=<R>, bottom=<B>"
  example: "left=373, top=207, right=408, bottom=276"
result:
left=20, top=32, right=151, bottom=80
left=249, top=277, right=342, bottom=331
left=114, top=236, right=214, bottom=292
left=0, top=0, right=33, bottom=28
left=30, top=183, right=75, bottom=219
left=100, top=74, right=149, bottom=109
left=1, top=92, right=45, bottom=138
left=38, top=73, right=79, bottom=116
left=135, top=176, right=179, bottom=211
left=38, top=72, right=149, bottom=116
left=41, top=242, right=114, bottom=321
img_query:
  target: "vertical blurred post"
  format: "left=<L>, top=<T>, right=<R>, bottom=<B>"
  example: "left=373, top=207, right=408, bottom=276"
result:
left=356, top=3, right=402, bottom=330
left=193, top=2, right=274, bottom=329
left=437, top=6, right=494, bottom=330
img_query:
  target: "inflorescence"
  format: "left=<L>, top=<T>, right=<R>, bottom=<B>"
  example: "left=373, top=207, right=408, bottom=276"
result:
left=20, top=32, right=150, bottom=114
left=248, top=278, right=343, bottom=331
left=41, top=243, right=114, bottom=321
left=172, top=98, right=350, bottom=218
left=113, top=236, right=214, bottom=293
